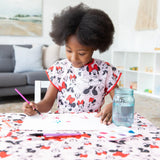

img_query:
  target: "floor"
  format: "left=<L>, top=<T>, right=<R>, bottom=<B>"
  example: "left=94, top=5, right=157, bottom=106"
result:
left=0, top=93, right=160, bottom=128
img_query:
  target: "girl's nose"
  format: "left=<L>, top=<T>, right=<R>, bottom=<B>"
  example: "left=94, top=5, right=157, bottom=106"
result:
left=71, top=53, right=78, bottom=61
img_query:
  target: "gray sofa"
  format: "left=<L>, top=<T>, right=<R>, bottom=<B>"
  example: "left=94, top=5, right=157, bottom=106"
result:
left=0, top=45, right=48, bottom=97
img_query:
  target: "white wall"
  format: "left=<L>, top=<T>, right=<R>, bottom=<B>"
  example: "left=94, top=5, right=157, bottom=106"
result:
left=0, top=0, right=118, bottom=48
left=117, top=0, right=160, bottom=51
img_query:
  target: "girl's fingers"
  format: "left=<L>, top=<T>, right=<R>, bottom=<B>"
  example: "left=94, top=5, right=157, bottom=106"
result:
left=22, top=102, right=37, bottom=116
left=107, top=116, right=112, bottom=125
left=95, top=111, right=102, bottom=117
left=102, top=113, right=112, bottom=125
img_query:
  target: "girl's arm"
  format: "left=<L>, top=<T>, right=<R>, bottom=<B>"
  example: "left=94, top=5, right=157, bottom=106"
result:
left=36, top=84, right=58, bottom=112
left=95, top=84, right=118, bottom=125
left=22, top=84, right=58, bottom=115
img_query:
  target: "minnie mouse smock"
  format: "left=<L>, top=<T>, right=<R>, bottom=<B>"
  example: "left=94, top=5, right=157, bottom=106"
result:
left=46, top=59, right=122, bottom=113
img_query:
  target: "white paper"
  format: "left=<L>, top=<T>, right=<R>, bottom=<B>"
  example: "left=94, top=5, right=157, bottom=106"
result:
left=20, top=112, right=138, bottom=141
left=20, top=112, right=104, bottom=131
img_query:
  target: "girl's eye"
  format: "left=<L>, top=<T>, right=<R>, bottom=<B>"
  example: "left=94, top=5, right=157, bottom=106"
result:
left=79, top=53, right=85, bottom=56
left=66, top=50, right=72, bottom=53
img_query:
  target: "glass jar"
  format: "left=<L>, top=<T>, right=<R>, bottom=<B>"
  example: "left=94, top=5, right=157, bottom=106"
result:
left=112, top=88, right=135, bottom=127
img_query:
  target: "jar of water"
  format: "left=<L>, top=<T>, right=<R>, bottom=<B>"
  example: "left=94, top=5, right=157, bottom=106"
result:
left=112, top=88, right=135, bottom=127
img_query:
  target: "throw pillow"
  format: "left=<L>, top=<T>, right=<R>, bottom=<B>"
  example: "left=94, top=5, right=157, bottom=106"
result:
left=42, top=43, right=60, bottom=69
left=14, top=45, right=43, bottom=73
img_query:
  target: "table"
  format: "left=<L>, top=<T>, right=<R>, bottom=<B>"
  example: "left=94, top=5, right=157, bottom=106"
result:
left=0, top=112, right=160, bottom=160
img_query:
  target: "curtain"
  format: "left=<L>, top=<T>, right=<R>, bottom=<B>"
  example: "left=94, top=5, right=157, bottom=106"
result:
left=135, top=0, right=158, bottom=30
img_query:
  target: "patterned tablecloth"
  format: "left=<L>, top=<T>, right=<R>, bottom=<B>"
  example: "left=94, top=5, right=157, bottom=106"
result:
left=0, top=112, right=160, bottom=160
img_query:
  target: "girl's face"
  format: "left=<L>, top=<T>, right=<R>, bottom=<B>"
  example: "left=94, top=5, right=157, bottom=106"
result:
left=66, top=35, right=94, bottom=68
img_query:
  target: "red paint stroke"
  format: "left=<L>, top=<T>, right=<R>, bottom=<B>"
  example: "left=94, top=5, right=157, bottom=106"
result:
left=110, top=136, right=117, bottom=139
left=12, top=129, right=20, bottom=132
left=150, top=144, right=159, bottom=148
left=7, top=131, right=12, bottom=137
left=55, top=117, right=60, bottom=119
left=97, top=135, right=105, bottom=139
left=80, top=154, right=88, bottom=158
left=40, top=146, right=50, bottom=150
left=12, top=136, right=18, bottom=140
left=134, top=134, right=143, bottom=137
left=44, top=133, right=91, bottom=141
left=99, top=132, right=108, bottom=134
left=141, top=125, right=147, bottom=127
left=0, top=151, right=11, bottom=158
left=2, top=119, right=12, bottom=128
left=113, top=151, right=129, bottom=158
left=14, top=120, right=23, bottom=123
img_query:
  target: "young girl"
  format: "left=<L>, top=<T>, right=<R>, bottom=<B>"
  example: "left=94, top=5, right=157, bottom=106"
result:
left=22, top=3, right=122, bottom=125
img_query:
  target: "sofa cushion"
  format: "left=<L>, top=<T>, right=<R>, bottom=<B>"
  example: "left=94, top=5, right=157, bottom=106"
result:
left=0, top=73, right=27, bottom=87
left=24, top=71, right=48, bottom=85
left=42, top=43, right=60, bottom=69
left=0, top=45, right=15, bottom=72
left=14, top=45, right=43, bottom=73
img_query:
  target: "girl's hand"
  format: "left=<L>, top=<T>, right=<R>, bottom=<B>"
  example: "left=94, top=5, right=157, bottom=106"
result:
left=22, top=102, right=38, bottom=116
left=95, top=103, right=112, bottom=125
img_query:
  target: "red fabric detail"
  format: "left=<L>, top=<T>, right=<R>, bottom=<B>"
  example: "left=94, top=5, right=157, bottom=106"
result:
left=0, top=151, right=11, bottom=158
left=150, top=144, right=159, bottom=148
left=56, top=66, right=61, bottom=70
left=70, top=74, right=76, bottom=79
left=66, top=95, right=75, bottom=104
left=64, top=147, right=71, bottom=149
left=113, top=151, right=129, bottom=157
left=59, top=81, right=66, bottom=91
left=105, top=72, right=122, bottom=95
left=44, top=133, right=91, bottom=141
left=78, top=100, right=84, bottom=105
left=105, top=62, right=110, bottom=66
left=40, top=146, right=51, bottom=149
left=45, top=70, right=59, bottom=90
left=96, top=151, right=107, bottom=155
left=88, top=64, right=98, bottom=72
left=48, top=66, right=54, bottom=71
left=14, top=120, right=23, bottom=123
left=80, top=154, right=88, bottom=158
left=89, top=97, right=94, bottom=102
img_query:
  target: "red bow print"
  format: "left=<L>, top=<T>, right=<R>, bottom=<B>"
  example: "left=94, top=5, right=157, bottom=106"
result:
left=59, top=82, right=66, bottom=91
left=78, top=100, right=84, bottom=105
left=89, top=97, right=94, bottom=103
left=49, top=66, right=54, bottom=71
left=88, top=64, right=98, bottom=72
left=66, top=95, right=75, bottom=104
left=70, top=74, right=76, bottom=79
left=56, top=66, right=62, bottom=70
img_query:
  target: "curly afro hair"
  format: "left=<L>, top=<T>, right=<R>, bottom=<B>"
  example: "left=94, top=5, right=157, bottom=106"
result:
left=50, top=3, right=114, bottom=53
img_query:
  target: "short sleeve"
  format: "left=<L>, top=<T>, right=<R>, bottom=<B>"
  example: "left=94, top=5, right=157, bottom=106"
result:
left=45, top=63, right=60, bottom=90
left=105, top=62, right=122, bottom=95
